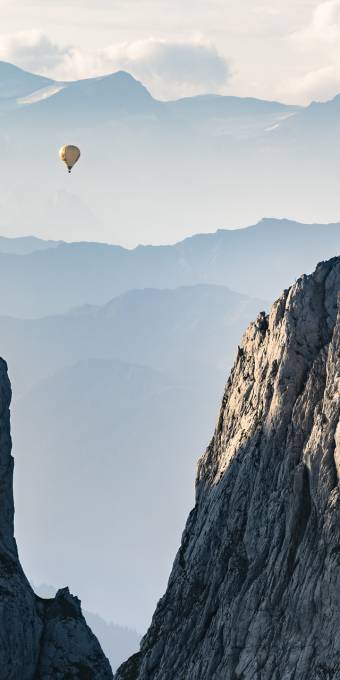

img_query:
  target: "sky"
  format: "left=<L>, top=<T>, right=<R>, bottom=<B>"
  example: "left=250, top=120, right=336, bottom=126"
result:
left=0, top=0, right=340, bottom=104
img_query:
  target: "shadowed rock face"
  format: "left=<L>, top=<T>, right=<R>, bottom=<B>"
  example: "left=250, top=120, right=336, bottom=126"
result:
left=0, top=360, right=112, bottom=679
left=116, top=256, right=340, bottom=680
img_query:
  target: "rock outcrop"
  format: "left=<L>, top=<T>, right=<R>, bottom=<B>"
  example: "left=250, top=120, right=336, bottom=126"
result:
left=0, top=360, right=112, bottom=679
left=116, top=256, right=340, bottom=680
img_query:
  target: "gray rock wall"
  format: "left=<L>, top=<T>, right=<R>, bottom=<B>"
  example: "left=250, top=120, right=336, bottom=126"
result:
left=116, top=256, right=340, bottom=679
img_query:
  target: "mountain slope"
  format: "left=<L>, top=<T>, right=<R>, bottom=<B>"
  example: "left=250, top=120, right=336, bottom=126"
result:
left=0, top=61, right=52, bottom=101
left=11, top=70, right=158, bottom=125
left=116, top=256, right=340, bottom=679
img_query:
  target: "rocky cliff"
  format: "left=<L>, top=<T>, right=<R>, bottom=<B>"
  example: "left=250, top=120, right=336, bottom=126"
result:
left=116, top=255, right=340, bottom=680
left=0, top=360, right=113, bottom=679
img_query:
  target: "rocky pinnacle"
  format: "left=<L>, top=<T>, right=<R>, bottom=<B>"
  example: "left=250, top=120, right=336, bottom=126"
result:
left=0, top=359, right=113, bottom=679
left=116, top=256, right=340, bottom=680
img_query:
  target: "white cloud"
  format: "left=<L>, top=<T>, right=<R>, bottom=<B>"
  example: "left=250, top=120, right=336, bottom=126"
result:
left=0, top=32, right=230, bottom=98
left=99, top=39, right=230, bottom=98
left=2, top=3, right=340, bottom=104
left=281, top=0, right=340, bottom=102
left=0, top=30, right=70, bottom=72
left=305, top=0, right=340, bottom=39
left=290, top=0, right=340, bottom=50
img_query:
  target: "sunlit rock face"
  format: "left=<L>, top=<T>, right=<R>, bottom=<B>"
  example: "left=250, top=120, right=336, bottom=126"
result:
left=0, top=359, right=113, bottom=679
left=116, top=256, right=340, bottom=680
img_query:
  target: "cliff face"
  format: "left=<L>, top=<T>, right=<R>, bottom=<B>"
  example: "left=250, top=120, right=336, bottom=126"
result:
left=116, top=256, right=340, bottom=680
left=0, top=360, right=112, bottom=679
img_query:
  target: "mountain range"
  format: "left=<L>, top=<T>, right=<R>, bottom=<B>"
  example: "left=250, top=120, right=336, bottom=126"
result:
left=0, top=61, right=298, bottom=126
left=0, top=219, right=337, bottom=317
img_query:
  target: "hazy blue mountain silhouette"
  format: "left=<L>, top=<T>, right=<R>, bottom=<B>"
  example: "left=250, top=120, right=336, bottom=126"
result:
left=13, top=358, right=223, bottom=632
left=0, top=235, right=60, bottom=255
left=0, top=283, right=263, bottom=394
left=165, top=93, right=299, bottom=138
left=84, top=613, right=139, bottom=674
left=1, top=219, right=337, bottom=632
left=11, top=70, right=157, bottom=125
left=7, top=284, right=264, bottom=631
left=0, top=220, right=337, bottom=317
left=277, top=93, right=340, bottom=134
left=3, top=63, right=296, bottom=130
left=0, top=61, right=52, bottom=102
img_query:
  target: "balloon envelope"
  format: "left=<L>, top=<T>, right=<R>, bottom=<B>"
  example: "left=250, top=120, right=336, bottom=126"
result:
left=59, top=145, right=81, bottom=173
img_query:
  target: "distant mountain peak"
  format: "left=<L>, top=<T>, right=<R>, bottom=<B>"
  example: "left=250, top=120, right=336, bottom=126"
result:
left=105, top=70, right=143, bottom=82
left=74, top=69, right=147, bottom=88
left=94, top=69, right=153, bottom=100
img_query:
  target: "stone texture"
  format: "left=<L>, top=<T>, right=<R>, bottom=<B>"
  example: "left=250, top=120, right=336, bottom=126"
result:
left=0, top=359, right=112, bottom=679
left=116, top=256, right=340, bottom=680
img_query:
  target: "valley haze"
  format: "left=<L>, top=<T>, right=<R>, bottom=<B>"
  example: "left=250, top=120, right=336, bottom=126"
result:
left=0, top=218, right=335, bottom=637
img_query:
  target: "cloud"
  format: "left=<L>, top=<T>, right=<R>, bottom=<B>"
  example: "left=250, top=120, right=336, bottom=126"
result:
left=280, top=65, right=340, bottom=103
left=289, top=0, right=340, bottom=51
left=100, top=39, right=230, bottom=98
left=305, top=0, right=340, bottom=40
left=0, top=32, right=230, bottom=98
left=0, top=31, right=70, bottom=72
left=281, top=0, right=340, bottom=102
left=3, top=0, right=340, bottom=105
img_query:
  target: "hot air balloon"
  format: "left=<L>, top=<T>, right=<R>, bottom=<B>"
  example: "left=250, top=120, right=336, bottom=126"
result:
left=59, top=145, right=81, bottom=173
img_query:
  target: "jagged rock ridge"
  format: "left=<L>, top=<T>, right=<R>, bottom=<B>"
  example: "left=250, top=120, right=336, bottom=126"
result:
left=116, top=255, right=340, bottom=679
left=0, top=360, right=113, bottom=679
